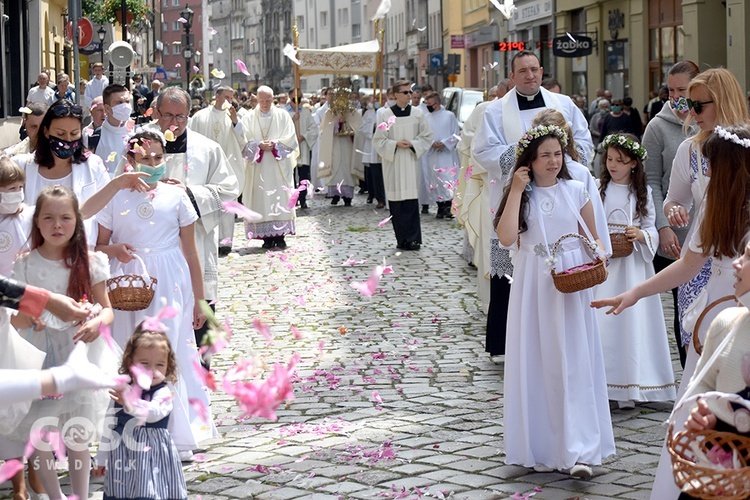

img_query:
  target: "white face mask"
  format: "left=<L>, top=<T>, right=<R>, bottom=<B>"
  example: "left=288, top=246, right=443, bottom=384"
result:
left=111, top=102, right=132, bottom=123
left=0, top=190, right=24, bottom=214
left=366, top=102, right=374, bottom=110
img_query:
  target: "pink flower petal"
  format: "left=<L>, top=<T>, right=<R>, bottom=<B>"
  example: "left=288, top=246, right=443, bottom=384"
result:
left=222, top=200, right=263, bottom=221
left=351, top=265, right=384, bottom=297
left=0, top=459, right=24, bottom=483
left=235, top=58, right=251, bottom=76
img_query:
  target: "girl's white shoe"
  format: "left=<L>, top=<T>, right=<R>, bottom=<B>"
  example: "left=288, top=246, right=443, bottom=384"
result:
left=570, top=463, right=593, bottom=479
left=532, top=464, right=554, bottom=473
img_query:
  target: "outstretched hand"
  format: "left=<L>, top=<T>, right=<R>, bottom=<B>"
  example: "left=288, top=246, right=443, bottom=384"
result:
left=590, top=290, right=638, bottom=315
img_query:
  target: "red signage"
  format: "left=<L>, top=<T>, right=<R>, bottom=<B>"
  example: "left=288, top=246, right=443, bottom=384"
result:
left=497, top=41, right=526, bottom=52
left=66, top=17, right=94, bottom=47
left=450, top=35, right=465, bottom=49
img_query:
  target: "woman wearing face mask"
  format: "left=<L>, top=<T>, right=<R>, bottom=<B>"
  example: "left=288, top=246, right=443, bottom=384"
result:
left=642, top=60, right=700, bottom=369
left=600, top=98, right=638, bottom=139
left=660, top=69, right=749, bottom=381
left=12, top=99, right=112, bottom=243
left=592, top=123, right=750, bottom=499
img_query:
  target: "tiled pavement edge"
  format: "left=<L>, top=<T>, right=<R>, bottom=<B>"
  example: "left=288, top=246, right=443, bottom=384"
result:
left=1, top=192, right=681, bottom=500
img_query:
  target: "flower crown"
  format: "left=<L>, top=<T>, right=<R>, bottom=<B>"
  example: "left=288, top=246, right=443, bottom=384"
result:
left=715, top=125, right=750, bottom=149
left=516, top=125, right=568, bottom=159
left=601, top=134, right=648, bottom=162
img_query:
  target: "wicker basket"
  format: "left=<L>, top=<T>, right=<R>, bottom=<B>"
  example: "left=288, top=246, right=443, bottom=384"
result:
left=668, top=393, right=750, bottom=499
left=550, top=233, right=607, bottom=293
left=106, top=254, right=157, bottom=311
left=608, top=208, right=634, bottom=258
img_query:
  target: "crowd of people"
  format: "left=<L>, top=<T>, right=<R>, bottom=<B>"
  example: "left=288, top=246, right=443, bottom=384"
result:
left=3, top=52, right=750, bottom=500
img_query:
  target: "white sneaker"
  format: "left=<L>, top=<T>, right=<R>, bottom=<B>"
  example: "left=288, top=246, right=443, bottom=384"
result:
left=570, top=463, right=593, bottom=479
left=533, top=464, right=554, bottom=473
left=178, top=450, right=194, bottom=462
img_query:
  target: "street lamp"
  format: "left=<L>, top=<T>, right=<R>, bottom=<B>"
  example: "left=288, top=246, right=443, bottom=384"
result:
left=97, top=26, right=107, bottom=65
left=181, top=6, right=194, bottom=89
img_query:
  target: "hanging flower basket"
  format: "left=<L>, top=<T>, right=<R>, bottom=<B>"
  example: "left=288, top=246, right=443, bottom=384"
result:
left=83, top=0, right=150, bottom=26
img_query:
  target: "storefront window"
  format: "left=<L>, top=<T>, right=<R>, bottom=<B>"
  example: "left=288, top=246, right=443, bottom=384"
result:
left=648, top=0, right=683, bottom=91
left=605, top=40, right=628, bottom=99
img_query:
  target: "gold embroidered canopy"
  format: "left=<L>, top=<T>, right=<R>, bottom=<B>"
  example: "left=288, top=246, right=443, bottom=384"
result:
left=297, top=40, right=381, bottom=77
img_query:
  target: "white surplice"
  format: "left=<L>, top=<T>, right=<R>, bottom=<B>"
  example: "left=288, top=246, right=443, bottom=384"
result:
left=286, top=105, right=318, bottom=166
left=96, top=119, right=131, bottom=177
left=318, top=109, right=363, bottom=188
left=421, top=106, right=460, bottom=203
left=373, top=106, right=434, bottom=201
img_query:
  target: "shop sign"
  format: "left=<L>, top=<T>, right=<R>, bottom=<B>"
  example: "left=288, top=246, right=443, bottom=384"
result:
left=450, top=35, right=465, bottom=49
left=465, top=26, right=499, bottom=49
left=552, top=35, right=593, bottom=57
left=496, top=41, right=527, bottom=52
left=509, top=0, right=552, bottom=30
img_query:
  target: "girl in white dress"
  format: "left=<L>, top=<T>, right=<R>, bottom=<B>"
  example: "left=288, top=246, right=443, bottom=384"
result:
left=494, top=124, right=615, bottom=479
left=594, top=134, right=676, bottom=408
left=11, top=184, right=115, bottom=500
left=95, top=129, right=215, bottom=455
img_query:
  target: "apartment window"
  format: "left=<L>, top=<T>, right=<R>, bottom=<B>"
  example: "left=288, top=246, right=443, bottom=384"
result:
left=321, top=78, right=330, bottom=88
left=173, top=20, right=181, bottom=30
left=162, top=0, right=167, bottom=7
left=352, top=23, right=360, bottom=38
left=163, top=22, right=169, bottom=32
left=320, top=11, right=328, bottom=28
left=309, top=27, right=314, bottom=44
left=172, top=0, right=179, bottom=6
left=648, top=0, right=684, bottom=91
left=297, top=16, right=305, bottom=30
left=173, top=45, right=181, bottom=55
left=338, top=8, right=348, bottom=26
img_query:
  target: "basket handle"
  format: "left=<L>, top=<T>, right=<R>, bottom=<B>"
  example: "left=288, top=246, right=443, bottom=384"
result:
left=550, top=232, right=599, bottom=261
left=112, top=252, right=151, bottom=283
left=691, top=295, right=738, bottom=355
left=607, top=207, right=631, bottom=226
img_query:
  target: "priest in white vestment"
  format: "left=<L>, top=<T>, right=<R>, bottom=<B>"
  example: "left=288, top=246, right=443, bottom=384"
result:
left=472, top=50, right=593, bottom=358
left=373, top=80, right=433, bottom=251
left=318, top=107, right=363, bottom=206
left=421, top=91, right=460, bottom=219
left=310, top=88, right=332, bottom=191
left=114, top=87, right=239, bottom=369
left=457, top=99, right=494, bottom=315
left=358, top=96, right=387, bottom=208
left=189, top=86, right=246, bottom=254
left=286, top=89, right=318, bottom=209
left=241, top=85, right=299, bottom=249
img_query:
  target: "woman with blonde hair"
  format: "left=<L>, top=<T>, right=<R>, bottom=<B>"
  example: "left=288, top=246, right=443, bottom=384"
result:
left=660, top=68, right=749, bottom=388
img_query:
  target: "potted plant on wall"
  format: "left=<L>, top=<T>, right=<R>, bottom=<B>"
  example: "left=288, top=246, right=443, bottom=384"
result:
left=83, top=0, right=151, bottom=26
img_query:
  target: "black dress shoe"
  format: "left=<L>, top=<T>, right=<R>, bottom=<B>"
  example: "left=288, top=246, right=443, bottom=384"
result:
left=275, top=236, right=287, bottom=249
left=376, top=202, right=385, bottom=209
left=218, top=246, right=231, bottom=256
left=331, top=195, right=340, bottom=205
left=343, top=197, right=352, bottom=207
left=300, top=201, right=308, bottom=209
left=403, top=241, right=421, bottom=251
left=262, top=238, right=274, bottom=249
left=366, top=197, right=374, bottom=204
left=421, top=205, right=429, bottom=214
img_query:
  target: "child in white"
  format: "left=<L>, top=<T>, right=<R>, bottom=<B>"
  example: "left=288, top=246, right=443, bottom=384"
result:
left=11, top=185, right=115, bottom=500
left=494, top=124, right=615, bottom=479
left=594, top=134, right=676, bottom=408
left=96, top=129, right=216, bottom=453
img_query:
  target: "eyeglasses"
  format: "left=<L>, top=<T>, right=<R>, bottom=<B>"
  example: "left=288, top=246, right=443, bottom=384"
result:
left=686, top=99, right=714, bottom=115
left=50, top=102, right=83, bottom=118
left=159, top=112, right=189, bottom=123
left=398, top=90, right=413, bottom=95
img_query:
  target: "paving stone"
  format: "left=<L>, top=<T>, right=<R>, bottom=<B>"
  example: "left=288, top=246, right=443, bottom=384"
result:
left=0, top=197, right=682, bottom=500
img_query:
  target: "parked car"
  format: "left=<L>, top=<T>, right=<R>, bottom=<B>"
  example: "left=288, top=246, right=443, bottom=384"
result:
left=441, top=87, right=485, bottom=129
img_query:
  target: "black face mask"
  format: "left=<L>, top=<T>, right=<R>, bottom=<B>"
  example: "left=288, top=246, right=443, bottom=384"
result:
left=49, top=135, right=82, bottom=159
left=426, top=105, right=436, bottom=113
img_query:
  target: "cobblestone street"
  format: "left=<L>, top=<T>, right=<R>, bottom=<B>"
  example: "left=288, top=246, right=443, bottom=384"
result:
left=2, top=192, right=682, bottom=500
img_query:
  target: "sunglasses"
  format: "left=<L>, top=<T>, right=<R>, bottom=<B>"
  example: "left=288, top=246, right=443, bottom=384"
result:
left=50, top=102, right=83, bottom=118
left=398, top=90, right=413, bottom=95
left=686, top=99, right=714, bottom=115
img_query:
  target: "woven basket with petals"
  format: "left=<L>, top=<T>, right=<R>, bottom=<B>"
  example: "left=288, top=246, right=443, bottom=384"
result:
left=607, top=208, right=634, bottom=258
left=549, top=232, right=607, bottom=293
left=667, top=392, right=750, bottom=500
left=106, top=254, right=157, bottom=311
